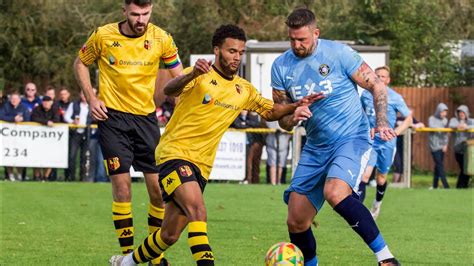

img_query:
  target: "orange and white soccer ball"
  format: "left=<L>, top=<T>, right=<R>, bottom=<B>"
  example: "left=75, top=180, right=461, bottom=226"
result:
left=264, top=242, right=304, bottom=266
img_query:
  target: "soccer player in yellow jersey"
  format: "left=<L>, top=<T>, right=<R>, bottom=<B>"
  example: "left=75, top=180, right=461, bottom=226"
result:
left=73, top=1, right=182, bottom=265
left=109, top=24, right=323, bottom=266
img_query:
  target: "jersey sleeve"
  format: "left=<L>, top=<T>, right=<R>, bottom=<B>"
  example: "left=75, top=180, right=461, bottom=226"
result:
left=270, top=60, right=285, bottom=91
left=395, top=95, right=411, bottom=117
left=161, top=32, right=181, bottom=69
left=244, top=83, right=274, bottom=118
left=78, top=29, right=100, bottom=66
left=339, top=44, right=364, bottom=77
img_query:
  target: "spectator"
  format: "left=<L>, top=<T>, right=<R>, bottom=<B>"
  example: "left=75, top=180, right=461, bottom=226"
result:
left=156, top=96, right=175, bottom=127
left=231, top=111, right=265, bottom=184
left=392, top=110, right=425, bottom=183
left=265, top=121, right=291, bottom=185
left=57, top=86, right=72, bottom=123
left=428, top=103, right=450, bottom=189
left=64, top=91, right=90, bottom=181
left=245, top=112, right=266, bottom=184
left=31, top=95, right=60, bottom=181
left=21, top=82, right=42, bottom=113
left=43, top=85, right=60, bottom=180
left=0, top=91, right=30, bottom=181
left=448, top=105, right=474, bottom=188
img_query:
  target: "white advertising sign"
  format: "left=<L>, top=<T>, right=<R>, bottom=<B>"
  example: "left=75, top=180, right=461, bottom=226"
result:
left=209, top=131, right=246, bottom=181
left=0, top=123, right=69, bottom=168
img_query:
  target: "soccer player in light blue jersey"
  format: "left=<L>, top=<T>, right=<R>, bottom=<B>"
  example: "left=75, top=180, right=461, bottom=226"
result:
left=272, top=8, right=400, bottom=266
left=358, top=66, right=412, bottom=219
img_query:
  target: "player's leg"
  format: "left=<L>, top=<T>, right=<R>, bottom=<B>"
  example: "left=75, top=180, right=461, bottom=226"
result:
left=371, top=144, right=396, bottom=219
left=132, top=111, right=168, bottom=264
left=143, top=173, right=166, bottom=265
left=111, top=173, right=135, bottom=254
left=287, top=192, right=318, bottom=266
left=371, top=172, right=387, bottom=219
left=358, top=165, right=374, bottom=203
left=99, top=111, right=136, bottom=255
left=284, top=143, right=326, bottom=266
left=324, top=139, right=399, bottom=265
left=357, top=148, right=375, bottom=203
left=117, top=201, right=188, bottom=266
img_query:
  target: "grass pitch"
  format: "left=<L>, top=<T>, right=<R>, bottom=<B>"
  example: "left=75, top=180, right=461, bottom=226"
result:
left=1, top=180, right=472, bottom=265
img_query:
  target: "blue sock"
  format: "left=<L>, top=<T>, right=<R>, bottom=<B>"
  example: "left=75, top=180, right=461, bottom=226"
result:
left=289, top=227, right=317, bottom=265
left=333, top=195, right=387, bottom=253
left=375, top=181, right=387, bottom=202
left=304, top=256, right=318, bottom=266
left=358, top=181, right=367, bottom=202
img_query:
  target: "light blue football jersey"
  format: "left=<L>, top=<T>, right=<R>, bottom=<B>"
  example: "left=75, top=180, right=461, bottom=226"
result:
left=271, top=39, right=369, bottom=146
left=360, top=86, right=410, bottom=133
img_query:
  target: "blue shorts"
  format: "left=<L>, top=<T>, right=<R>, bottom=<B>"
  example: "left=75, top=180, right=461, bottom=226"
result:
left=367, top=138, right=396, bottom=174
left=284, top=137, right=371, bottom=212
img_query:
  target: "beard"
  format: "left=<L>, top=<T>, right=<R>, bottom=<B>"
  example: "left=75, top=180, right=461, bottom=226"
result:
left=127, top=19, right=147, bottom=36
left=218, top=52, right=240, bottom=76
left=292, top=41, right=316, bottom=58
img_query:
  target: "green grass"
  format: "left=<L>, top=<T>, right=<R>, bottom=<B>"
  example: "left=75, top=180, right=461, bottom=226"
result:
left=1, top=181, right=473, bottom=265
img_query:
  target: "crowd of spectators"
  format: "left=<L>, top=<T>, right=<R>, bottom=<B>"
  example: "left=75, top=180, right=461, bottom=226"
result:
left=0, top=83, right=472, bottom=187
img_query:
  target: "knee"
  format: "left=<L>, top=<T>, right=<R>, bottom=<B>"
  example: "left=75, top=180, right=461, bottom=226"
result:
left=160, top=230, right=180, bottom=246
left=287, top=215, right=311, bottom=233
left=113, top=185, right=131, bottom=202
left=185, top=204, right=207, bottom=221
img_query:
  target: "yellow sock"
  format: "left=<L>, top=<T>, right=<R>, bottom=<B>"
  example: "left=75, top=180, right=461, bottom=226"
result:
left=188, top=221, right=214, bottom=265
left=132, top=229, right=170, bottom=264
left=112, top=201, right=134, bottom=254
left=148, top=203, right=165, bottom=264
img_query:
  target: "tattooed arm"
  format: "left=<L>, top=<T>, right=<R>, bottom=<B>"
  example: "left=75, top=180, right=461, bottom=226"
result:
left=351, top=62, right=397, bottom=140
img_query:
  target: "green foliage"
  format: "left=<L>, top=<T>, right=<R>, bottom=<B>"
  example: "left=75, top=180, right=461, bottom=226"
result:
left=0, top=0, right=472, bottom=94
left=1, top=181, right=472, bottom=265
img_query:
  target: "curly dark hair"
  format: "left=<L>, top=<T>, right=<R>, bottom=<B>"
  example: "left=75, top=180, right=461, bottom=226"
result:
left=285, top=8, right=316, bottom=29
left=212, top=24, right=247, bottom=48
left=124, top=0, right=152, bottom=6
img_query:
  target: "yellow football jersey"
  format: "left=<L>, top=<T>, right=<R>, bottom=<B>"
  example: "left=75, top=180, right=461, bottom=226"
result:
left=156, top=66, right=274, bottom=179
left=78, top=21, right=180, bottom=115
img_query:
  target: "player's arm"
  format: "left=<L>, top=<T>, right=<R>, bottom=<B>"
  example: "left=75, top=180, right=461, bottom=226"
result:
left=154, top=63, right=184, bottom=107
left=163, top=59, right=211, bottom=97
left=351, top=62, right=396, bottom=140
left=73, top=57, right=108, bottom=121
left=261, top=90, right=323, bottom=125
left=394, top=112, right=413, bottom=136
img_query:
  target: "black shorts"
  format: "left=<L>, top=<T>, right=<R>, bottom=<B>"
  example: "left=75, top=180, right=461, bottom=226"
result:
left=99, top=108, right=160, bottom=175
left=158, top=159, right=207, bottom=202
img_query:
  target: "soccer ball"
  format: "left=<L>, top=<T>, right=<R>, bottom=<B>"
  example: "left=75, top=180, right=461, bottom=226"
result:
left=264, top=242, right=304, bottom=266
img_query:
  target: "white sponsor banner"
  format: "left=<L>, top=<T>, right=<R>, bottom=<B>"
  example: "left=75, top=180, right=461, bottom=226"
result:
left=0, top=123, right=69, bottom=168
left=209, top=131, right=246, bottom=181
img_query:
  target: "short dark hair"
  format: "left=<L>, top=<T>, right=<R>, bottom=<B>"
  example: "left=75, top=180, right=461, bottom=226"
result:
left=124, top=0, right=152, bottom=6
left=285, top=8, right=316, bottom=29
left=212, top=24, right=247, bottom=48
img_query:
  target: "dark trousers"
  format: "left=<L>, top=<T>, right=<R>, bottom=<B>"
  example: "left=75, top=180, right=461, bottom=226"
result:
left=455, top=152, right=470, bottom=188
left=66, top=131, right=87, bottom=181
left=431, top=150, right=449, bottom=188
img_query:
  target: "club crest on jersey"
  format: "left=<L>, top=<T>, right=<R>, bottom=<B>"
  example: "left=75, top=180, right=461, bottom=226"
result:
left=202, top=93, right=214, bottom=104
left=179, top=165, right=193, bottom=177
left=319, top=64, right=330, bottom=76
left=80, top=44, right=87, bottom=53
left=107, top=157, right=120, bottom=171
left=144, top=40, right=151, bottom=50
left=235, top=84, right=242, bottom=94
left=109, top=55, right=117, bottom=65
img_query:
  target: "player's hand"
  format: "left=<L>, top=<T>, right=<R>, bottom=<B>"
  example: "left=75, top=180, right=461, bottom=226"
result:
left=293, top=106, right=312, bottom=122
left=89, top=97, right=108, bottom=121
left=192, top=59, right=212, bottom=77
left=296, top=92, right=325, bottom=106
left=374, top=126, right=397, bottom=141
